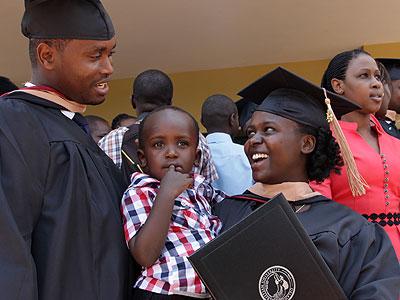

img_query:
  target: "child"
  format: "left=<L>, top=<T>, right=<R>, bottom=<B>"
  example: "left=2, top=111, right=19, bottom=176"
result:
left=121, top=106, right=223, bottom=299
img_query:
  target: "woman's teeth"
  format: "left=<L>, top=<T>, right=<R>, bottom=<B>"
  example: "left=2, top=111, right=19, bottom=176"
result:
left=252, top=153, right=269, bottom=161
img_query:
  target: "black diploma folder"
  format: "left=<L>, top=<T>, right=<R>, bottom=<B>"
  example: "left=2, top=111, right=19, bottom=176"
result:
left=188, top=194, right=346, bottom=300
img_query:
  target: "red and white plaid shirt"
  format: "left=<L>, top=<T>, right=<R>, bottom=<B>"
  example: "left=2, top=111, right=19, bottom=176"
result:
left=122, top=172, right=224, bottom=297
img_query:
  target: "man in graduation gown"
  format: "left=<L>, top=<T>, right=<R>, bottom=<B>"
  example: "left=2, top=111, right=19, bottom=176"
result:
left=0, top=1, right=130, bottom=299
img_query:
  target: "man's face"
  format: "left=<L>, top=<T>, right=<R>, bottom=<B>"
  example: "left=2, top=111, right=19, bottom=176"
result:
left=52, top=37, right=116, bottom=105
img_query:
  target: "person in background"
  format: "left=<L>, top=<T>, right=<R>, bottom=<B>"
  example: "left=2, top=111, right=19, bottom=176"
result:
left=111, top=113, right=137, bottom=130
left=99, top=69, right=218, bottom=183
left=214, top=67, right=400, bottom=299
left=376, top=58, right=400, bottom=129
left=0, top=76, right=18, bottom=95
left=86, top=115, right=112, bottom=143
left=312, top=49, right=400, bottom=260
left=122, top=106, right=223, bottom=299
left=374, top=61, right=400, bottom=139
left=201, top=94, right=252, bottom=195
left=375, top=58, right=400, bottom=128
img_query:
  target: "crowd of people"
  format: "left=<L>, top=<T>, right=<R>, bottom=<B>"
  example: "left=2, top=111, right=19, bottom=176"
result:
left=0, top=0, right=400, bottom=299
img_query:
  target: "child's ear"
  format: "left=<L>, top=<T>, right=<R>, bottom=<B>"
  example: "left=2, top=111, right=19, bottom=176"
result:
left=301, top=135, right=316, bottom=154
left=193, top=148, right=201, bottom=167
left=137, top=149, right=147, bottom=169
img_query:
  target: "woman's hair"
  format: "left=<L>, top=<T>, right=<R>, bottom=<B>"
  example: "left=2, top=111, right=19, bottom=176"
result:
left=298, top=124, right=343, bottom=183
left=321, top=48, right=371, bottom=92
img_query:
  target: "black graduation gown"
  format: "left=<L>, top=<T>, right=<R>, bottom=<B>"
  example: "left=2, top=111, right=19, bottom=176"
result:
left=214, top=191, right=400, bottom=299
left=0, top=92, right=130, bottom=300
left=378, top=118, right=400, bottom=140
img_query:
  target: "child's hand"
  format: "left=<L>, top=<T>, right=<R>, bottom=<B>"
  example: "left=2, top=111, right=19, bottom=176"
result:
left=159, top=165, right=193, bottom=200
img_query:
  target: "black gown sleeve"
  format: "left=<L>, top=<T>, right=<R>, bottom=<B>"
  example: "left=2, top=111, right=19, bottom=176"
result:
left=339, top=222, right=400, bottom=299
left=0, top=100, right=50, bottom=300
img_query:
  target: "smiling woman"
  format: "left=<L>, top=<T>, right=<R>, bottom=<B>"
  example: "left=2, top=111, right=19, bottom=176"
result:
left=214, top=67, right=400, bottom=298
left=312, top=49, right=400, bottom=260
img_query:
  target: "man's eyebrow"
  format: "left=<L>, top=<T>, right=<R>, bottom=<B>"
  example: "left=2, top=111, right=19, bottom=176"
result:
left=87, top=43, right=116, bottom=53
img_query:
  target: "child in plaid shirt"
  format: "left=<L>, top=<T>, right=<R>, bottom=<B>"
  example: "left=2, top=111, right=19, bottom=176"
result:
left=121, top=106, right=224, bottom=299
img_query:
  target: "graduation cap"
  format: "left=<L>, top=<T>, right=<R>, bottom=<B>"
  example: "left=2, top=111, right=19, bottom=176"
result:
left=235, top=98, right=258, bottom=129
left=375, top=58, right=400, bottom=81
left=238, top=67, right=360, bottom=126
left=238, top=67, right=367, bottom=197
left=21, top=0, right=114, bottom=40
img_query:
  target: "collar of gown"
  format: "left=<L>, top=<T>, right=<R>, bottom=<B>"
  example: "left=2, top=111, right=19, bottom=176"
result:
left=248, top=181, right=320, bottom=201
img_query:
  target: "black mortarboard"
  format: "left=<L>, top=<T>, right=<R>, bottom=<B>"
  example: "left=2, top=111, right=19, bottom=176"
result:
left=238, top=67, right=360, bottom=129
left=238, top=67, right=367, bottom=197
left=375, top=58, right=400, bottom=81
left=235, top=98, right=258, bottom=128
left=21, top=0, right=114, bottom=40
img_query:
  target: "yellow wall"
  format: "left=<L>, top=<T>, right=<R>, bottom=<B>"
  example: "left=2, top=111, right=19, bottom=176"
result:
left=85, top=59, right=330, bottom=126
left=364, top=42, right=400, bottom=58
left=85, top=41, right=400, bottom=127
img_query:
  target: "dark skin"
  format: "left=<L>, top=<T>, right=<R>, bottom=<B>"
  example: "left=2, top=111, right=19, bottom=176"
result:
left=118, top=117, right=137, bottom=128
left=331, top=54, right=384, bottom=153
left=90, top=119, right=111, bottom=143
left=202, top=110, right=241, bottom=137
left=389, top=79, right=400, bottom=113
left=376, top=83, right=392, bottom=119
left=244, top=111, right=315, bottom=184
left=31, top=38, right=116, bottom=105
left=130, top=109, right=200, bottom=267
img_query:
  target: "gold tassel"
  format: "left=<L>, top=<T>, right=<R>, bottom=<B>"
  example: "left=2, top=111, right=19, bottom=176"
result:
left=323, top=88, right=369, bottom=197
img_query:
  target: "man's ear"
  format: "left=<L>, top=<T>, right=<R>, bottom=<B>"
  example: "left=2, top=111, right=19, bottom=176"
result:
left=301, top=134, right=316, bottom=155
left=131, top=95, right=136, bottom=109
left=193, top=148, right=201, bottom=167
left=37, top=42, right=57, bottom=70
left=229, top=113, right=236, bottom=128
left=137, top=148, right=147, bottom=168
left=331, top=78, right=345, bottom=95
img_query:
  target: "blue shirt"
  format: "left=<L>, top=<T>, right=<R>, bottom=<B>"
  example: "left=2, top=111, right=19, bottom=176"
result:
left=206, top=132, right=253, bottom=196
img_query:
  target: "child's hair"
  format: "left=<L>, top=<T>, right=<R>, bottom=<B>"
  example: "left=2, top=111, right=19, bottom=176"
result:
left=298, top=124, right=343, bottom=183
left=321, top=48, right=371, bottom=92
left=138, top=106, right=200, bottom=149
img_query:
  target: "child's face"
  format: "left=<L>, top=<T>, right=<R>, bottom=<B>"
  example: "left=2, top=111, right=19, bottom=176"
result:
left=138, top=109, right=200, bottom=181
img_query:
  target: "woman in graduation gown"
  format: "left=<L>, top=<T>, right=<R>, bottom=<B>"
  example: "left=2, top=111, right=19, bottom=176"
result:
left=214, top=67, right=400, bottom=299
